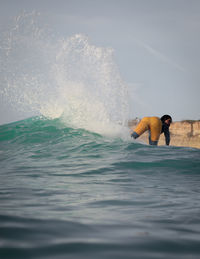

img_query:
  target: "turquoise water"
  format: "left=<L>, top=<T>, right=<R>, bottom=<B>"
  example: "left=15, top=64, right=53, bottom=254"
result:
left=1, top=117, right=200, bottom=259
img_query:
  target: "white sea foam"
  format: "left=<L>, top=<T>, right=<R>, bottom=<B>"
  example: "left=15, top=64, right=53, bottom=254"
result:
left=0, top=12, right=131, bottom=138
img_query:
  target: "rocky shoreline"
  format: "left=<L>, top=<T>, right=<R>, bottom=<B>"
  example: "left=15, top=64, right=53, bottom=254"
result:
left=128, top=119, right=200, bottom=149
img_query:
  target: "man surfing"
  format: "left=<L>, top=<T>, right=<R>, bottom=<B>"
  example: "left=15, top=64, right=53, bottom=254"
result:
left=131, top=115, right=172, bottom=145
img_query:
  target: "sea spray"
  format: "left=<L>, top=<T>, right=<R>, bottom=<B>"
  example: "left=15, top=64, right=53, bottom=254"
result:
left=0, top=11, right=60, bottom=117
left=0, top=12, right=131, bottom=137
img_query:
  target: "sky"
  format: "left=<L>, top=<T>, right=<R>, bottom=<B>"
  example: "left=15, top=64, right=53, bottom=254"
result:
left=0, top=0, right=200, bottom=124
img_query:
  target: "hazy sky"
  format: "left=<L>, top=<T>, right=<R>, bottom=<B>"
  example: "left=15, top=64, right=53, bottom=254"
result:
left=0, top=0, right=200, bottom=124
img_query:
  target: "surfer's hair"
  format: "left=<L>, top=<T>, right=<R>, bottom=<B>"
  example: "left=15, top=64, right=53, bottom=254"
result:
left=160, top=115, right=172, bottom=123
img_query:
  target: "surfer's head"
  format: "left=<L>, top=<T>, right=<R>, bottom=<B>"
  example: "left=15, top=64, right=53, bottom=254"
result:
left=161, top=115, right=172, bottom=126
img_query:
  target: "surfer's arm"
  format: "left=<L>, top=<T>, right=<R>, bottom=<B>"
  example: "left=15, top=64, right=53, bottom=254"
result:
left=164, top=128, right=170, bottom=145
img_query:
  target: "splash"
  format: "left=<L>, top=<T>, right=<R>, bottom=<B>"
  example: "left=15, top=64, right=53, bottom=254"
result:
left=0, top=12, right=130, bottom=136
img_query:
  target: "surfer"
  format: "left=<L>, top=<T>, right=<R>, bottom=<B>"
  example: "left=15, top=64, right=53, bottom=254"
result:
left=131, top=115, right=172, bottom=146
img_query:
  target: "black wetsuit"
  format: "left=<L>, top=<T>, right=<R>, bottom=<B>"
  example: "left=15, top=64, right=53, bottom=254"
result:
left=161, top=123, right=170, bottom=145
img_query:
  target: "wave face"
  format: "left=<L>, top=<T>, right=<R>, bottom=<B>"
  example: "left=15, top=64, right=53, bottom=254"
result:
left=1, top=117, right=200, bottom=259
left=0, top=12, right=130, bottom=136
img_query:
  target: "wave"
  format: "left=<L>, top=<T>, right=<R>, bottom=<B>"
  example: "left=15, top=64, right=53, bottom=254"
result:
left=0, top=116, right=100, bottom=144
left=1, top=116, right=199, bottom=167
left=0, top=12, right=132, bottom=137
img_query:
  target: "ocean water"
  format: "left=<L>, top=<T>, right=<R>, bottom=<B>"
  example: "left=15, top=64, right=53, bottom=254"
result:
left=0, top=117, right=200, bottom=259
left=1, top=12, right=200, bottom=258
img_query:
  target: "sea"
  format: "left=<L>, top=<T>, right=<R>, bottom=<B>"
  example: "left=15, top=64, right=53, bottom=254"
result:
left=1, top=12, right=200, bottom=259
left=1, top=116, right=200, bottom=259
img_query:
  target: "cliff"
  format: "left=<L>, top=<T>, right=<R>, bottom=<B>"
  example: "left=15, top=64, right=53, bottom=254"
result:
left=128, top=119, right=200, bottom=149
